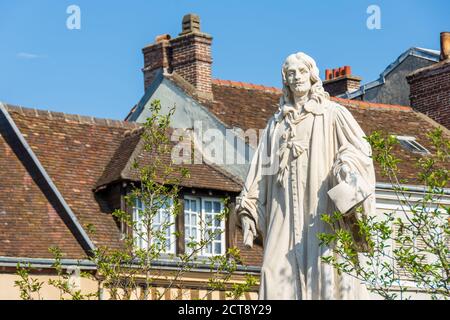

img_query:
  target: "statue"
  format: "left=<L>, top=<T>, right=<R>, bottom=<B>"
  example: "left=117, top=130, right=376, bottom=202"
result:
left=236, top=52, right=376, bottom=299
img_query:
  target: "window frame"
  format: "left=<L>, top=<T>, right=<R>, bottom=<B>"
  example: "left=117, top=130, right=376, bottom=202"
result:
left=132, top=197, right=176, bottom=254
left=184, top=195, right=226, bottom=257
left=395, top=135, right=430, bottom=154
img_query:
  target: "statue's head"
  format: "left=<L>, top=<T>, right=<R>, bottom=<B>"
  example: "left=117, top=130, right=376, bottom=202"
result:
left=281, top=52, right=329, bottom=106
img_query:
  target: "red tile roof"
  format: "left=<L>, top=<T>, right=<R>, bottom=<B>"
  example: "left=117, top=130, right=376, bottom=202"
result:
left=212, top=79, right=281, bottom=94
left=96, top=126, right=243, bottom=192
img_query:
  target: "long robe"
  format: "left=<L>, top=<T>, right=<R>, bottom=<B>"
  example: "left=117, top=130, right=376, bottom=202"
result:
left=237, top=99, right=376, bottom=300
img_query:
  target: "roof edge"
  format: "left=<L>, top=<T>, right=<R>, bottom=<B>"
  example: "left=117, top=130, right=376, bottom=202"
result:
left=331, top=97, right=412, bottom=111
left=4, top=103, right=141, bottom=129
left=212, top=79, right=281, bottom=94
left=125, top=68, right=165, bottom=122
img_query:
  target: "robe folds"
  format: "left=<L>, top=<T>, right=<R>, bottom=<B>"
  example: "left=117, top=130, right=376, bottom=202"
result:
left=236, top=99, right=376, bottom=300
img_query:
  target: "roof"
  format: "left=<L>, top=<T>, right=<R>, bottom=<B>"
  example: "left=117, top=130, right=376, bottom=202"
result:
left=96, top=126, right=243, bottom=192
left=207, top=80, right=450, bottom=185
left=0, top=103, right=242, bottom=259
left=340, top=47, right=440, bottom=100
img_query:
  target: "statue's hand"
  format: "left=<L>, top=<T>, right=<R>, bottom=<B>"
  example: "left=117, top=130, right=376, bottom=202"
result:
left=339, top=164, right=357, bottom=186
left=241, top=215, right=257, bottom=248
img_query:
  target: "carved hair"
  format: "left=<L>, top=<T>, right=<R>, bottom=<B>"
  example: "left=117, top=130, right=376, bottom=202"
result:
left=280, top=52, right=330, bottom=106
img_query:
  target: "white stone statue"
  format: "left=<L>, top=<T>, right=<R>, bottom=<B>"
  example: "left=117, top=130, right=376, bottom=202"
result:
left=236, top=52, right=376, bottom=300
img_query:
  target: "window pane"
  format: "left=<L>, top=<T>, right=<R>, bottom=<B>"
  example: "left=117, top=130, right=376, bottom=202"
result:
left=192, top=214, right=197, bottom=225
left=205, top=201, right=212, bottom=213
left=184, top=199, right=190, bottom=211
left=213, top=202, right=221, bottom=213
left=214, top=217, right=221, bottom=227
left=136, top=198, right=142, bottom=209
left=162, top=209, right=171, bottom=224
left=185, top=213, right=190, bottom=225
left=192, top=228, right=197, bottom=238
left=154, top=212, right=160, bottom=224
left=206, top=242, right=212, bottom=254
left=214, top=242, right=221, bottom=254
left=205, top=214, right=212, bottom=224
left=191, top=201, right=197, bottom=212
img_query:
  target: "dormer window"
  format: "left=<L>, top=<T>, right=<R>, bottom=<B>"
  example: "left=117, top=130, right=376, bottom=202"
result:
left=395, top=136, right=429, bottom=154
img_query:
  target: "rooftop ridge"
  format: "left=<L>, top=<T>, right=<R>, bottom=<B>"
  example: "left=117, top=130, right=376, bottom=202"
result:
left=212, top=79, right=412, bottom=111
left=4, top=103, right=141, bottom=129
left=331, top=97, right=412, bottom=111
left=212, top=79, right=281, bottom=94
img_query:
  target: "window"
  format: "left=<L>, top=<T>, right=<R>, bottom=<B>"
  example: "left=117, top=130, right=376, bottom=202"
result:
left=392, top=223, right=426, bottom=280
left=396, top=136, right=429, bottom=154
left=184, top=197, right=200, bottom=253
left=133, top=197, right=176, bottom=254
left=184, top=196, right=225, bottom=256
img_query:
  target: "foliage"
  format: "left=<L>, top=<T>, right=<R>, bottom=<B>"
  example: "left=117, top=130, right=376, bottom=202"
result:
left=319, top=128, right=449, bottom=300
left=15, top=100, right=256, bottom=300
left=14, top=247, right=97, bottom=300
left=14, top=263, right=44, bottom=300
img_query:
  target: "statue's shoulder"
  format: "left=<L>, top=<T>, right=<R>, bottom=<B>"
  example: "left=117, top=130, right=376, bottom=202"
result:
left=265, top=114, right=278, bottom=132
left=322, top=99, right=351, bottom=118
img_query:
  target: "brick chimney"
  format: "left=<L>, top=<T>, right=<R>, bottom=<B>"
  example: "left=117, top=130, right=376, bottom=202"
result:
left=323, top=66, right=362, bottom=96
left=141, top=14, right=213, bottom=100
left=407, top=32, right=450, bottom=129
left=142, top=34, right=172, bottom=90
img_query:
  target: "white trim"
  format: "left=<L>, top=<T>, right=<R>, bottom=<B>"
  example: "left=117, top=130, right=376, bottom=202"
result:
left=395, top=135, right=430, bottom=154
left=184, top=195, right=226, bottom=257
left=184, top=196, right=201, bottom=254
left=133, top=197, right=176, bottom=254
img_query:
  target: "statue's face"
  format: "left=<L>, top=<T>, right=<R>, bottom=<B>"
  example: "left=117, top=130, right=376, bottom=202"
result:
left=285, top=60, right=312, bottom=97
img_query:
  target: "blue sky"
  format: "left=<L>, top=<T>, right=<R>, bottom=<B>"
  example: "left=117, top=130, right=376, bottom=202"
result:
left=0, top=1, right=448, bottom=119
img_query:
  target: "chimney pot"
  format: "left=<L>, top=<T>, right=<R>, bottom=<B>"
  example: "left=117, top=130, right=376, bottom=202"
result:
left=180, top=13, right=201, bottom=35
left=440, top=32, right=450, bottom=61
left=323, top=65, right=361, bottom=96
left=344, top=66, right=351, bottom=76
left=155, top=34, right=171, bottom=43
left=333, top=69, right=340, bottom=78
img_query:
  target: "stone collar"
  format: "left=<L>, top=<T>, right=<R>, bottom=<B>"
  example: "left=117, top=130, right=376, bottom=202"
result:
left=275, top=99, right=325, bottom=122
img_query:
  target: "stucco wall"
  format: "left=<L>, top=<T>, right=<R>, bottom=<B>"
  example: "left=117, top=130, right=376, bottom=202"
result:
left=133, top=77, right=253, bottom=180
left=0, top=272, right=259, bottom=300
left=363, top=55, right=435, bottom=106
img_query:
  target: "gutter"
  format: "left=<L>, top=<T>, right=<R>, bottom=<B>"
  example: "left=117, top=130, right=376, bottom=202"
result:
left=0, top=256, right=97, bottom=270
left=376, top=182, right=450, bottom=195
left=0, top=256, right=262, bottom=274
left=0, top=102, right=96, bottom=253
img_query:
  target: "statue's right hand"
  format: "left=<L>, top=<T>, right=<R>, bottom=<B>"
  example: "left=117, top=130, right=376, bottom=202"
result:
left=241, top=215, right=256, bottom=248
